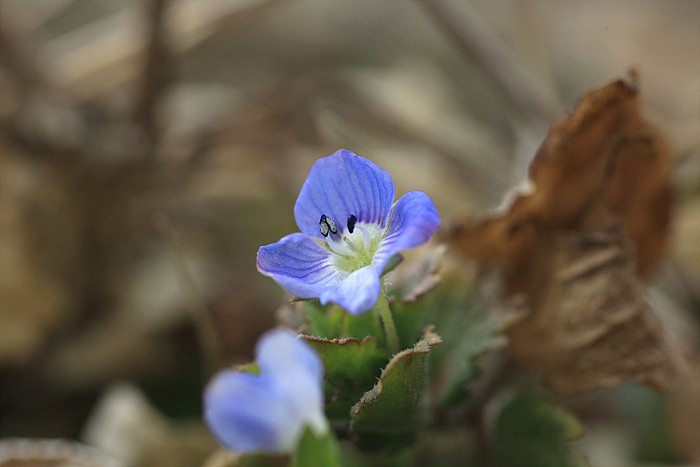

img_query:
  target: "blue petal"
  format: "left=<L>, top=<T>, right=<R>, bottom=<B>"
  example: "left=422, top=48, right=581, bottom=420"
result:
left=257, top=233, right=343, bottom=298
left=319, top=266, right=381, bottom=315
left=204, top=371, right=299, bottom=453
left=294, top=149, right=395, bottom=239
left=256, top=329, right=324, bottom=387
left=256, top=329, right=327, bottom=434
left=373, top=191, right=441, bottom=272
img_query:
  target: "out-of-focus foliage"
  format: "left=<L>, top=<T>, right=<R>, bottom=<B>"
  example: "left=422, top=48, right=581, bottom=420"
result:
left=491, top=391, right=588, bottom=467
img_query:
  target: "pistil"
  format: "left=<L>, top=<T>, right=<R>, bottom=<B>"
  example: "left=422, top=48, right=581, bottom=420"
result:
left=354, top=224, right=372, bottom=253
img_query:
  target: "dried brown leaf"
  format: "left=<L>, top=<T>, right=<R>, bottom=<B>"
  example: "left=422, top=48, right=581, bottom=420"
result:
left=506, top=226, right=681, bottom=396
left=449, top=74, right=680, bottom=395
left=450, top=73, right=672, bottom=286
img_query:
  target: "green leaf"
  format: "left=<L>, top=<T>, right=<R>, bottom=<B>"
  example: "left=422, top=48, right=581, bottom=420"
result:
left=302, top=301, right=384, bottom=344
left=303, top=301, right=342, bottom=339
left=391, top=268, right=525, bottom=408
left=492, top=391, right=589, bottom=467
left=390, top=271, right=475, bottom=366
left=302, top=336, right=387, bottom=389
left=301, top=336, right=388, bottom=427
left=439, top=299, right=523, bottom=407
left=349, top=330, right=442, bottom=449
left=291, top=428, right=342, bottom=467
left=386, top=246, right=446, bottom=349
left=343, top=307, right=385, bottom=344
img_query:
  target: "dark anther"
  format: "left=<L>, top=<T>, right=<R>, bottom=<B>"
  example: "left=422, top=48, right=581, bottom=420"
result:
left=319, top=214, right=337, bottom=237
left=319, top=215, right=329, bottom=237
left=347, top=215, right=357, bottom=234
left=326, top=217, right=338, bottom=234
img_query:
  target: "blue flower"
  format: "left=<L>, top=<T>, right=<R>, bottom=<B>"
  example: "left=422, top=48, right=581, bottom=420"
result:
left=204, top=328, right=327, bottom=454
left=257, top=149, right=440, bottom=315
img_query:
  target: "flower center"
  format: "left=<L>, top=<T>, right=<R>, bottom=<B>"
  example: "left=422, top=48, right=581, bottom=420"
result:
left=318, top=213, right=383, bottom=274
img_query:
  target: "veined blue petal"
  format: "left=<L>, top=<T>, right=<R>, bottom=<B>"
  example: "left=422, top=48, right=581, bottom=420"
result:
left=319, top=266, right=381, bottom=315
left=204, top=371, right=300, bottom=453
left=373, top=191, right=440, bottom=273
left=294, top=149, right=395, bottom=239
left=257, top=233, right=343, bottom=298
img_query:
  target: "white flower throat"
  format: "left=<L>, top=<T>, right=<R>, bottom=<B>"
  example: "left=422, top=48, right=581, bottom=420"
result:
left=319, top=214, right=382, bottom=272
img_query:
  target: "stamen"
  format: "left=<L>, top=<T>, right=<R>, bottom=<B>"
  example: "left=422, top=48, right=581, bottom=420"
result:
left=355, top=224, right=372, bottom=253
left=326, top=235, right=356, bottom=257
left=319, top=214, right=338, bottom=237
left=343, top=236, right=358, bottom=252
left=347, top=215, right=357, bottom=234
left=326, top=217, right=338, bottom=234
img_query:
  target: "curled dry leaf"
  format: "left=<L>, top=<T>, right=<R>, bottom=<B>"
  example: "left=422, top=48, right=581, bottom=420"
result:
left=449, top=74, right=681, bottom=395
left=450, top=73, right=672, bottom=289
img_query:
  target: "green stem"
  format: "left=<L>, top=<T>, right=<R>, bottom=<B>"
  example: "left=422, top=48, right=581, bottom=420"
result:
left=376, top=293, right=400, bottom=355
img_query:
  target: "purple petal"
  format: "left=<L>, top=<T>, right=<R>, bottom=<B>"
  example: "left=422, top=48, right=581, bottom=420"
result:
left=373, top=191, right=440, bottom=272
left=319, top=266, right=381, bottom=315
left=257, top=233, right=342, bottom=299
left=294, top=149, right=395, bottom=239
left=204, top=371, right=299, bottom=453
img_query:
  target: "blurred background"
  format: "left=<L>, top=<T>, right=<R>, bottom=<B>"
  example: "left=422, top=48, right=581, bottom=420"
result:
left=0, top=1, right=698, bottom=466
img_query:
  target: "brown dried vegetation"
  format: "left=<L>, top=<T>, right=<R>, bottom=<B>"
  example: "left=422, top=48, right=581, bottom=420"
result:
left=450, top=74, right=682, bottom=396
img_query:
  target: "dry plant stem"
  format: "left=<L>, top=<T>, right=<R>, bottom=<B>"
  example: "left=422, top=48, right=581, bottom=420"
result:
left=376, top=293, right=400, bottom=355
left=155, top=213, right=222, bottom=379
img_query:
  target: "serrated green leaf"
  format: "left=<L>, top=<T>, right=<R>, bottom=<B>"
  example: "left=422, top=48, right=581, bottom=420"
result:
left=301, top=335, right=388, bottom=427
left=389, top=299, right=425, bottom=351
left=492, top=391, right=589, bottom=467
left=303, top=301, right=342, bottom=339
left=302, top=300, right=384, bottom=344
left=349, top=330, right=442, bottom=448
left=302, top=336, right=388, bottom=390
left=291, top=428, right=342, bottom=467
